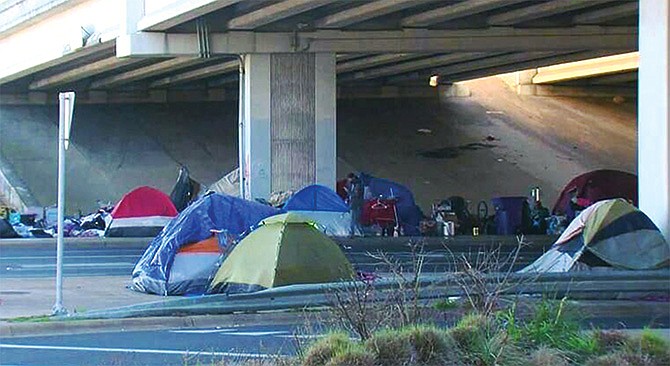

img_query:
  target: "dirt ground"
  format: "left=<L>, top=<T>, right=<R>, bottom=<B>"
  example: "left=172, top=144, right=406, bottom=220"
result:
left=337, top=76, right=636, bottom=212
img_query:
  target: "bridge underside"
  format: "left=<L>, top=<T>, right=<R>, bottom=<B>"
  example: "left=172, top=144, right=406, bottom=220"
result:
left=0, top=0, right=639, bottom=102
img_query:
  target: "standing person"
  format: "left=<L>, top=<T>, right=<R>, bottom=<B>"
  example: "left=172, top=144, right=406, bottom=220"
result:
left=348, top=174, right=364, bottom=236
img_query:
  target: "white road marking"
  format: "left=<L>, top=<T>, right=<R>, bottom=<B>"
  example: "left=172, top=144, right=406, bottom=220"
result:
left=169, top=329, right=235, bottom=334
left=1, top=255, right=139, bottom=260
left=218, top=331, right=289, bottom=337
left=7, top=263, right=133, bottom=269
left=276, top=334, right=325, bottom=339
left=0, top=344, right=269, bottom=358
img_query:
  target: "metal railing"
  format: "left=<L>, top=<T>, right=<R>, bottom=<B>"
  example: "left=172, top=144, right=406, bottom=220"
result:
left=66, top=269, right=670, bottom=320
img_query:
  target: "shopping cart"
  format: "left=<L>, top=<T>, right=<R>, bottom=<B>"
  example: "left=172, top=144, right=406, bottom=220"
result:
left=362, top=197, right=399, bottom=236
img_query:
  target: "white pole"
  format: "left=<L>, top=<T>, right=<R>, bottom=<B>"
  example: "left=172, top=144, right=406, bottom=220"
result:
left=639, top=0, right=670, bottom=239
left=53, top=92, right=74, bottom=316
left=238, top=55, right=246, bottom=199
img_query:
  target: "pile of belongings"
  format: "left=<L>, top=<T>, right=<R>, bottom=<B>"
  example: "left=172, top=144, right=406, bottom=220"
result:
left=520, top=199, right=669, bottom=273
left=207, top=167, right=294, bottom=208
left=209, top=168, right=240, bottom=197
left=0, top=205, right=112, bottom=239
left=0, top=215, right=20, bottom=238
left=339, top=173, right=423, bottom=236
left=169, top=166, right=202, bottom=212
left=1, top=204, right=30, bottom=238
left=430, top=196, right=474, bottom=236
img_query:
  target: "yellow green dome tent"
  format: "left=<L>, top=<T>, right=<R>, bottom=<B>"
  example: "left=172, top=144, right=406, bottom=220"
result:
left=208, top=212, right=354, bottom=294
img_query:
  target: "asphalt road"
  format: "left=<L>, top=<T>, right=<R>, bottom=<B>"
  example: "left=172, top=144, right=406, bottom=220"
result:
left=0, top=237, right=549, bottom=279
left=0, top=246, right=144, bottom=278
left=0, top=324, right=298, bottom=366
left=2, top=311, right=668, bottom=366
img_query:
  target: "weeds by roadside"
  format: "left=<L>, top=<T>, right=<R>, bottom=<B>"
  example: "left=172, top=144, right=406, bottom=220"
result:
left=325, top=240, right=433, bottom=341
left=6, top=314, right=53, bottom=323
left=294, top=309, right=669, bottom=366
left=289, top=237, right=669, bottom=365
left=213, top=238, right=668, bottom=366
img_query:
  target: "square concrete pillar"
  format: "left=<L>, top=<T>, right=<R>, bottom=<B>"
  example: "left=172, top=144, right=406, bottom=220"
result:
left=240, top=53, right=336, bottom=200
left=639, top=0, right=670, bottom=238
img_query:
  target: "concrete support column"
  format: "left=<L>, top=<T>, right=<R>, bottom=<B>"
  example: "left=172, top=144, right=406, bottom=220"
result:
left=121, top=0, right=144, bottom=35
left=639, top=0, right=670, bottom=238
left=240, top=53, right=336, bottom=200
left=514, top=69, right=538, bottom=95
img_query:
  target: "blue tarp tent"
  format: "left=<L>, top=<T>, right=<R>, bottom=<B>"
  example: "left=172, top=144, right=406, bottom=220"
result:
left=360, top=173, right=423, bottom=235
left=131, top=193, right=279, bottom=295
left=284, top=184, right=349, bottom=212
left=283, top=185, right=355, bottom=236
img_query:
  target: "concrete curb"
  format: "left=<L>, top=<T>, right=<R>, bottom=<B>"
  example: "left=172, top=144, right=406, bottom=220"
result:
left=0, top=235, right=556, bottom=250
left=0, top=312, right=306, bottom=338
left=2, top=301, right=667, bottom=340
left=0, top=237, right=152, bottom=249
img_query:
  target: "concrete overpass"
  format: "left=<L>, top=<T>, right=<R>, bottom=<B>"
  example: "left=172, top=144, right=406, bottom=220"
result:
left=0, top=0, right=640, bottom=102
left=0, top=0, right=667, bottom=238
left=508, top=51, right=638, bottom=97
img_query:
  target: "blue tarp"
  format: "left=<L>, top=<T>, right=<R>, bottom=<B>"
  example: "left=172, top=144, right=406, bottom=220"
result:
left=359, top=173, right=423, bottom=235
left=131, top=193, right=279, bottom=295
left=283, top=184, right=349, bottom=212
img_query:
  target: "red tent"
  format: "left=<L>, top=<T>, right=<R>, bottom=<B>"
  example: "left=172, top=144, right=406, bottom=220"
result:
left=552, top=170, right=637, bottom=218
left=107, top=186, right=178, bottom=237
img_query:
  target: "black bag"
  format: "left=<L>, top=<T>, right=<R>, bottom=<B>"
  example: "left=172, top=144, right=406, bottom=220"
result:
left=0, top=218, right=20, bottom=238
left=440, top=196, right=473, bottom=234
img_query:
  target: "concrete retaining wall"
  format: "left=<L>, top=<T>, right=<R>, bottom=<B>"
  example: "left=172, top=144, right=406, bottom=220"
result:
left=0, top=92, right=637, bottom=215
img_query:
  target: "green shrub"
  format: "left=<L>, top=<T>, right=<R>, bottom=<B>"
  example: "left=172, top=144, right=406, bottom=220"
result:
left=528, top=347, right=569, bottom=366
left=457, top=313, right=496, bottom=330
left=450, top=313, right=497, bottom=353
left=639, top=329, right=670, bottom=362
left=323, top=346, right=376, bottom=366
left=364, top=329, right=413, bottom=366
left=402, top=325, right=462, bottom=366
left=501, top=298, right=598, bottom=362
left=625, top=329, right=670, bottom=365
left=447, top=314, right=525, bottom=366
left=302, top=333, right=353, bottom=366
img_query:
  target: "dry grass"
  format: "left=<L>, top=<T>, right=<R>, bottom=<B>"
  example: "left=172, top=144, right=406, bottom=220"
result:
left=585, top=352, right=657, bottom=366
left=302, top=332, right=352, bottom=366
left=364, top=329, right=413, bottom=366
left=528, top=347, right=569, bottom=366
left=592, top=329, right=631, bottom=353
left=402, top=325, right=462, bottom=366
left=323, top=347, right=376, bottom=366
